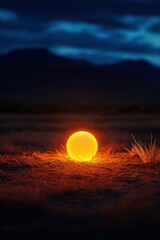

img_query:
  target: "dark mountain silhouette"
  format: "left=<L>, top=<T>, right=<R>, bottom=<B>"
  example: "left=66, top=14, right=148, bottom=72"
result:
left=111, top=59, right=158, bottom=70
left=0, top=49, right=91, bottom=67
left=0, top=49, right=160, bottom=112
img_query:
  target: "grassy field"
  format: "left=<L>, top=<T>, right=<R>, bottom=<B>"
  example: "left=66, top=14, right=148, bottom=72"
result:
left=0, top=113, right=160, bottom=239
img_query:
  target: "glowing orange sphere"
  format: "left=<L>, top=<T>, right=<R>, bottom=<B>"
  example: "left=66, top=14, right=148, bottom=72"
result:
left=66, top=131, right=98, bottom=161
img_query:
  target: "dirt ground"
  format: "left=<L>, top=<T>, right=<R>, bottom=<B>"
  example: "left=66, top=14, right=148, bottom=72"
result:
left=0, top=151, right=160, bottom=240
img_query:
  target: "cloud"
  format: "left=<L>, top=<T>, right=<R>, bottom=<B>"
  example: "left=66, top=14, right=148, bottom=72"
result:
left=46, top=18, right=142, bottom=35
left=0, top=9, right=17, bottom=22
left=0, top=17, right=160, bottom=64
left=49, top=33, right=160, bottom=56
left=47, top=21, right=104, bottom=35
left=148, top=21, right=160, bottom=33
left=50, top=45, right=160, bottom=67
left=45, top=21, right=160, bottom=55
left=51, top=46, right=125, bottom=64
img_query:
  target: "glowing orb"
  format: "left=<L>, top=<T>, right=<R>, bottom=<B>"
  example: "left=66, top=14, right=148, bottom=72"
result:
left=66, top=131, right=98, bottom=161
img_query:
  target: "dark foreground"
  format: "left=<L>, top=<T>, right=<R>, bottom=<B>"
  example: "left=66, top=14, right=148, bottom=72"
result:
left=0, top=152, right=160, bottom=240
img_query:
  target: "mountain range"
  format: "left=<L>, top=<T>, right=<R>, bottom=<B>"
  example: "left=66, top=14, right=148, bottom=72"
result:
left=0, top=49, right=160, bottom=112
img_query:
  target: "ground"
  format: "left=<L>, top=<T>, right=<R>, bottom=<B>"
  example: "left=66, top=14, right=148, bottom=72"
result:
left=0, top=114, right=160, bottom=239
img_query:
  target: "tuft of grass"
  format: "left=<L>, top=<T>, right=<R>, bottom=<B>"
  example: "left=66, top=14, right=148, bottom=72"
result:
left=126, top=135, right=160, bottom=164
left=96, top=146, right=116, bottom=162
left=54, top=145, right=70, bottom=161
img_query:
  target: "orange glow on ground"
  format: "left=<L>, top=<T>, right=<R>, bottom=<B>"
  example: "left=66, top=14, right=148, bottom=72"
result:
left=66, top=131, right=98, bottom=161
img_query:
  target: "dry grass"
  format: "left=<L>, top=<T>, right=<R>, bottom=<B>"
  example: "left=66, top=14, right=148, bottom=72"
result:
left=0, top=131, right=160, bottom=168
left=54, top=144, right=116, bottom=164
left=126, top=135, right=160, bottom=164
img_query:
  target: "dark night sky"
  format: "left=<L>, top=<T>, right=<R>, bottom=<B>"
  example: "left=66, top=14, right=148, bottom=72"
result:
left=0, top=0, right=160, bottom=66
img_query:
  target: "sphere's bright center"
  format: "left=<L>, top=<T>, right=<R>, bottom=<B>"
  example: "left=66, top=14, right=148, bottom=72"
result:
left=66, top=131, right=98, bottom=161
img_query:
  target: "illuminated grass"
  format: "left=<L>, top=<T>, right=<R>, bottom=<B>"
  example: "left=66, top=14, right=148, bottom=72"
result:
left=0, top=132, right=160, bottom=168
left=126, top=135, right=160, bottom=164
left=55, top=145, right=116, bottom=163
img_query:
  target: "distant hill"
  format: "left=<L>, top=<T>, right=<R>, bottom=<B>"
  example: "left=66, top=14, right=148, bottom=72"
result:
left=0, top=49, right=160, bottom=110
left=111, top=59, right=158, bottom=70
left=0, top=49, right=91, bottom=67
